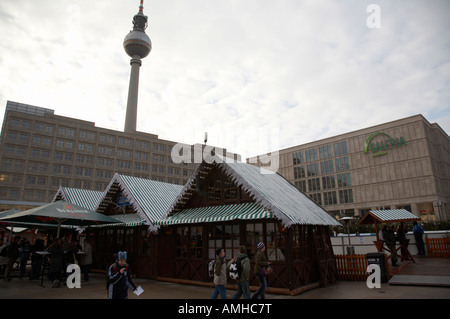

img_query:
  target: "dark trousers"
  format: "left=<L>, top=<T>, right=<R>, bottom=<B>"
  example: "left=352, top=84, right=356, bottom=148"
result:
left=415, top=234, right=426, bottom=255
left=252, top=273, right=267, bottom=299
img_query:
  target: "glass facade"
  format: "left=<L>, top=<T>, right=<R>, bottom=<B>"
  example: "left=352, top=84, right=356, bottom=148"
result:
left=292, top=141, right=353, bottom=206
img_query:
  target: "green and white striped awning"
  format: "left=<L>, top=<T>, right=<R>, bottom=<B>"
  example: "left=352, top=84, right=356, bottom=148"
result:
left=90, top=213, right=147, bottom=228
left=157, top=202, right=274, bottom=226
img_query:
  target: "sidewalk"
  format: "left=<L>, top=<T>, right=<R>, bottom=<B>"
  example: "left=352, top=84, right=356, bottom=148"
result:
left=1, top=272, right=449, bottom=299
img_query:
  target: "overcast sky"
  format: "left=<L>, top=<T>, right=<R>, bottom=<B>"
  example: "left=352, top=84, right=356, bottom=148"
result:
left=0, top=0, right=449, bottom=159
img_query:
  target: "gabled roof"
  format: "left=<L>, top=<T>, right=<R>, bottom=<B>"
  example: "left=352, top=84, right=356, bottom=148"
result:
left=163, top=155, right=341, bottom=227
left=359, top=209, right=420, bottom=225
left=97, top=173, right=183, bottom=231
left=52, top=187, right=103, bottom=211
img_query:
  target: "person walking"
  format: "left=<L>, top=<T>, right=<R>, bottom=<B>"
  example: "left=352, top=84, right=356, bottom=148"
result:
left=107, top=251, right=138, bottom=299
left=396, top=222, right=408, bottom=261
left=3, top=236, right=20, bottom=282
left=0, top=238, right=8, bottom=276
left=413, top=221, right=426, bottom=256
left=383, top=226, right=398, bottom=266
left=29, top=238, right=45, bottom=280
left=252, top=242, right=271, bottom=299
left=19, top=238, right=31, bottom=279
left=48, top=238, right=64, bottom=288
left=231, top=246, right=251, bottom=299
left=211, top=248, right=232, bottom=299
left=80, top=237, right=92, bottom=282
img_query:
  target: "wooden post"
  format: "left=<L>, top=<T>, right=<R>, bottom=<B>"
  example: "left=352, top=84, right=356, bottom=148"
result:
left=286, top=226, right=295, bottom=290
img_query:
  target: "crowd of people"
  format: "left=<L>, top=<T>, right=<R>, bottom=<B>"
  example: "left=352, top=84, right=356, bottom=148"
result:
left=211, top=242, right=272, bottom=299
left=380, top=221, right=426, bottom=266
left=0, top=235, right=92, bottom=287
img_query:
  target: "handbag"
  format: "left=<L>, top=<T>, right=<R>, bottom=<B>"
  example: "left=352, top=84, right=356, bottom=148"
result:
left=260, top=264, right=273, bottom=276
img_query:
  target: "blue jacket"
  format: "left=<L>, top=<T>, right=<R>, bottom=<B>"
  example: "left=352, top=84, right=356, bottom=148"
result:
left=107, top=262, right=137, bottom=299
left=413, top=224, right=424, bottom=235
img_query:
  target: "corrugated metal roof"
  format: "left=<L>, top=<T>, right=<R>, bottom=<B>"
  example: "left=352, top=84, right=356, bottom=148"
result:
left=359, top=209, right=420, bottom=224
left=156, top=202, right=273, bottom=226
left=98, top=174, right=183, bottom=231
left=52, top=187, right=103, bottom=211
left=163, top=155, right=341, bottom=227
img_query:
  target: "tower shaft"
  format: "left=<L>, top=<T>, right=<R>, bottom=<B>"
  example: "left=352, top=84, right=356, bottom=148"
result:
left=124, top=56, right=142, bottom=133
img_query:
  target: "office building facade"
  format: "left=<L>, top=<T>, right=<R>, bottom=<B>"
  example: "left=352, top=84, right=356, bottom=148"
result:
left=248, top=115, right=450, bottom=221
left=0, top=101, right=238, bottom=210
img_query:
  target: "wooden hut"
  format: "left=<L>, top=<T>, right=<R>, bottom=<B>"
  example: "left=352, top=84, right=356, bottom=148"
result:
left=154, top=155, right=341, bottom=293
left=73, top=174, right=183, bottom=277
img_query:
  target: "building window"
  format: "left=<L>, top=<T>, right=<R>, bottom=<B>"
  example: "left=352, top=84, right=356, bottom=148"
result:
left=176, top=226, right=189, bottom=258
left=189, top=226, right=203, bottom=259
left=54, top=152, right=63, bottom=161
left=305, top=148, right=318, bottom=163
left=320, top=160, right=334, bottom=174
left=334, top=141, right=348, bottom=156
left=319, top=145, right=333, bottom=160
left=246, top=223, right=263, bottom=259
left=208, top=178, right=222, bottom=201
left=337, top=173, right=352, bottom=187
left=322, top=176, right=336, bottom=189
left=224, top=177, right=238, bottom=200
left=308, top=178, right=321, bottom=192
left=306, top=163, right=319, bottom=177
left=294, top=166, right=305, bottom=179
left=323, top=191, right=337, bottom=205
left=27, top=176, right=36, bottom=185
left=292, top=151, right=304, bottom=165
left=339, top=189, right=354, bottom=203
left=266, top=222, right=286, bottom=261
left=335, top=157, right=349, bottom=171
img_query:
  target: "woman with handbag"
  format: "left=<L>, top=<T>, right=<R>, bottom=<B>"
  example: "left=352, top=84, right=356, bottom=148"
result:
left=252, top=242, right=271, bottom=299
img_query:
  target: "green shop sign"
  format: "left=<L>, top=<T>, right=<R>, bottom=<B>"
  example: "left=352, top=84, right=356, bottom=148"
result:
left=363, top=132, right=406, bottom=157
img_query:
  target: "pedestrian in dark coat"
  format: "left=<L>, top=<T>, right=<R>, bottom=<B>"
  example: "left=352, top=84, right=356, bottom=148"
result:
left=3, top=236, right=20, bottom=282
left=48, top=239, right=65, bottom=287
left=107, top=251, right=137, bottom=299
left=30, top=239, right=45, bottom=280
left=382, top=226, right=398, bottom=266
left=252, top=242, right=271, bottom=299
left=413, top=221, right=426, bottom=256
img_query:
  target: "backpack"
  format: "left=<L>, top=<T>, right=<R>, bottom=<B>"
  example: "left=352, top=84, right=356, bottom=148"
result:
left=229, top=256, right=243, bottom=280
left=208, top=259, right=216, bottom=278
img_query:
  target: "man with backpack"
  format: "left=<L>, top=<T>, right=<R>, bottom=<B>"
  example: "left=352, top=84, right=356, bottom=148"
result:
left=231, top=246, right=250, bottom=299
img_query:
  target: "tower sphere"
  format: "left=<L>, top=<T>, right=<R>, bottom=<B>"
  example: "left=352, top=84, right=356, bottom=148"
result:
left=123, top=30, right=152, bottom=58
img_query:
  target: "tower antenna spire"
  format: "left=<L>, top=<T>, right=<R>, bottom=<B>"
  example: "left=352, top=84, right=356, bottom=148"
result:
left=139, top=0, right=144, bottom=13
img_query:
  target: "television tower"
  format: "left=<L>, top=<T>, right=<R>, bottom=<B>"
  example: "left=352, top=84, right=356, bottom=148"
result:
left=123, top=0, right=152, bottom=133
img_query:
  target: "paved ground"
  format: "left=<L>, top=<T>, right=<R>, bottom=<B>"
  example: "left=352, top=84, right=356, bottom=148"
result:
left=1, top=272, right=449, bottom=300
left=1, top=257, right=449, bottom=300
